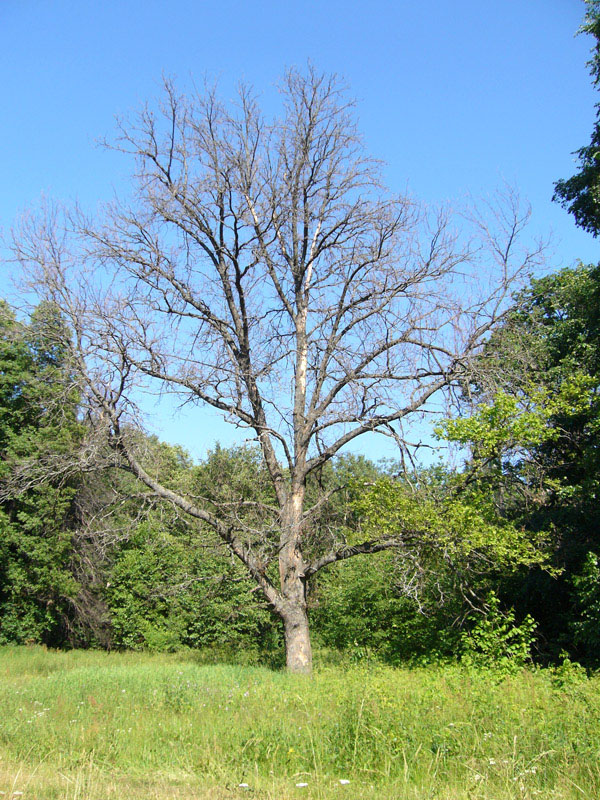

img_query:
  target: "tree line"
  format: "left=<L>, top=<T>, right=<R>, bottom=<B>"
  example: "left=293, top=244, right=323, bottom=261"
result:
left=1, top=259, right=599, bottom=669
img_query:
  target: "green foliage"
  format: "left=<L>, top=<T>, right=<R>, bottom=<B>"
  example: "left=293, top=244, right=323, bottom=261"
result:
left=306, top=470, right=549, bottom=666
left=440, top=264, right=600, bottom=665
left=106, top=517, right=279, bottom=653
left=311, top=552, right=461, bottom=663
left=0, top=301, right=83, bottom=646
left=550, top=652, right=589, bottom=689
left=352, top=475, right=549, bottom=574
left=439, top=378, right=596, bottom=461
left=570, top=551, right=600, bottom=661
left=460, top=592, right=537, bottom=674
left=500, top=267, right=600, bottom=532
left=554, top=2, right=600, bottom=235
left=0, top=485, right=79, bottom=645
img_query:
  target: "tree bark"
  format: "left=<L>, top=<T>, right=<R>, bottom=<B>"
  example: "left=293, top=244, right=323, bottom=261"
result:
left=282, top=602, right=312, bottom=674
left=279, top=488, right=312, bottom=673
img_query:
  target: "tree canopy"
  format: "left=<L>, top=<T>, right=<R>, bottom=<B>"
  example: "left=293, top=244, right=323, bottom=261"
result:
left=443, top=263, right=600, bottom=663
left=554, top=1, right=600, bottom=235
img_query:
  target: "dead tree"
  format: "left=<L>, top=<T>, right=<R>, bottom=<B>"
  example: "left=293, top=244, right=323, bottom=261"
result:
left=12, top=68, right=544, bottom=672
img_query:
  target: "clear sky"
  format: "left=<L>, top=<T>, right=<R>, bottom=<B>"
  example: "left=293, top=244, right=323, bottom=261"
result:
left=1, top=0, right=597, bottom=461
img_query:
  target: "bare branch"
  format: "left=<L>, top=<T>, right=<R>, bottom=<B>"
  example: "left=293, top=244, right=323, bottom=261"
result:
left=10, top=69, right=545, bottom=673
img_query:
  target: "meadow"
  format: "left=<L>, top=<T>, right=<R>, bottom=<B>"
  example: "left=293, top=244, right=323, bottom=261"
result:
left=0, top=646, right=598, bottom=799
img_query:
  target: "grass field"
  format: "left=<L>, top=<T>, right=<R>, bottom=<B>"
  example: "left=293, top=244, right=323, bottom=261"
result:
left=0, top=646, right=598, bottom=799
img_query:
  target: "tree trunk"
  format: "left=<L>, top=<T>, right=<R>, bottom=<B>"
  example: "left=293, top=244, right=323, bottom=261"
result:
left=283, top=603, right=312, bottom=674
left=279, top=488, right=313, bottom=674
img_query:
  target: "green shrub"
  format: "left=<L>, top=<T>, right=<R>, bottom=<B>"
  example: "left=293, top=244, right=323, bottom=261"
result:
left=571, top=551, right=600, bottom=664
left=106, top=522, right=279, bottom=653
left=460, top=591, right=537, bottom=674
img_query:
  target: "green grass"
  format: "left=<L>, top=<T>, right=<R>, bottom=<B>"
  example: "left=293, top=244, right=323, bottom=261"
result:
left=0, top=646, right=599, bottom=798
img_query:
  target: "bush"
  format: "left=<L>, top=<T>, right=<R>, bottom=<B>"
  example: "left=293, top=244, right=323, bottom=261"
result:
left=460, top=592, right=537, bottom=674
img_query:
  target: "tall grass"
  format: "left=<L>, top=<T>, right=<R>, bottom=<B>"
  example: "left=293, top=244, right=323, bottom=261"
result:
left=0, top=646, right=598, bottom=798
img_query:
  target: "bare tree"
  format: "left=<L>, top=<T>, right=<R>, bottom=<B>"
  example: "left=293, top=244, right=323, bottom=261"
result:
left=12, top=68, right=544, bottom=672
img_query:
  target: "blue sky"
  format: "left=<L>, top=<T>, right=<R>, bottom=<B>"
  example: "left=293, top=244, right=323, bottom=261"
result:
left=1, top=0, right=597, bottom=461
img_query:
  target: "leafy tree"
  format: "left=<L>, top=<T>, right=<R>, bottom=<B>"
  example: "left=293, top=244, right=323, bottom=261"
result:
left=105, top=444, right=280, bottom=654
left=311, top=549, right=464, bottom=663
left=443, top=264, right=600, bottom=663
left=107, top=518, right=277, bottom=654
left=571, top=552, right=600, bottom=662
left=462, top=265, right=600, bottom=538
left=352, top=470, right=549, bottom=639
left=554, top=1, right=600, bottom=235
left=0, top=302, right=83, bottom=645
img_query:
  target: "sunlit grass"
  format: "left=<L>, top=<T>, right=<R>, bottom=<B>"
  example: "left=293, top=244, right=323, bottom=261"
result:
left=0, top=646, right=598, bottom=799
